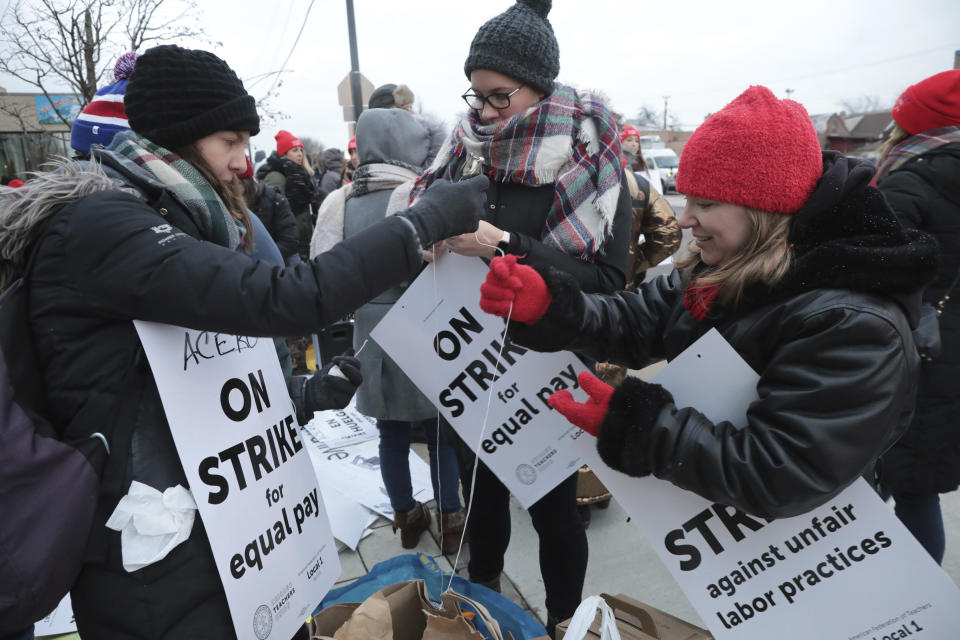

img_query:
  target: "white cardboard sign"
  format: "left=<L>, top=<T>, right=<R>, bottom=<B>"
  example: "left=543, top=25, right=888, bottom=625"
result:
left=303, top=398, right=379, bottom=449
left=134, top=322, right=341, bottom=640
left=371, top=252, right=590, bottom=507
left=576, top=329, right=960, bottom=639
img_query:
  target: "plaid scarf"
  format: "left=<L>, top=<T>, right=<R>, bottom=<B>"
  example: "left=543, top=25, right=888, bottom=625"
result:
left=410, top=84, right=622, bottom=260
left=876, top=126, right=960, bottom=182
left=101, top=130, right=243, bottom=249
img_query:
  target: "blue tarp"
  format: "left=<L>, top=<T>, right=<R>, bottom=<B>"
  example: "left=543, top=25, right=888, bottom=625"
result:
left=315, top=553, right=547, bottom=639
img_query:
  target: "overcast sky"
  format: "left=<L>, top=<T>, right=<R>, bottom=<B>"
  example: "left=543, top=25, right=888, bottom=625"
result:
left=4, top=0, right=959, bottom=157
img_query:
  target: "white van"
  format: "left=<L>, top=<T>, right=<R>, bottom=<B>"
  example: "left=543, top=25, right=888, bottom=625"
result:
left=643, top=148, right=680, bottom=193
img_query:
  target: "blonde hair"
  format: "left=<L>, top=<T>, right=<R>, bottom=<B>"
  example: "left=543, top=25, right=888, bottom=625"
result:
left=877, top=123, right=911, bottom=163
left=675, top=208, right=793, bottom=303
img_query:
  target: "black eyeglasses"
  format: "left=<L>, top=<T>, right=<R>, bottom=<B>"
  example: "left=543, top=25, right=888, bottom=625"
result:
left=461, top=85, right=524, bottom=111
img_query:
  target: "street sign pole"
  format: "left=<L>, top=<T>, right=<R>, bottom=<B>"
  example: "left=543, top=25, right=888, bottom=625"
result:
left=345, top=0, right=363, bottom=123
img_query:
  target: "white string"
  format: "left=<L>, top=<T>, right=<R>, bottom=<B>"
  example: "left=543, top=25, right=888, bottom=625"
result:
left=444, top=234, right=510, bottom=592
left=354, top=338, right=369, bottom=357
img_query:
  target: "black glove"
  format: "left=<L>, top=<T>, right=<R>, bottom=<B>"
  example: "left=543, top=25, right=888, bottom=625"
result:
left=398, top=175, right=488, bottom=248
left=290, top=354, right=363, bottom=424
left=283, top=167, right=316, bottom=209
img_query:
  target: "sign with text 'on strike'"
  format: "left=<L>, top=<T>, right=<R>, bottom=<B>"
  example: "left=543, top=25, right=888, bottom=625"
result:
left=371, top=251, right=591, bottom=508
left=573, top=329, right=960, bottom=640
left=134, top=322, right=340, bottom=640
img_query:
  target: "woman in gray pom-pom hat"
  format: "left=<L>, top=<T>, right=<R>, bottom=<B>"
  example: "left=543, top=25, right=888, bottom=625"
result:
left=409, top=0, right=633, bottom=633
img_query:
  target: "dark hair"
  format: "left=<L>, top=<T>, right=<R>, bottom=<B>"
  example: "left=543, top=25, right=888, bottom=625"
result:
left=175, top=143, right=254, bottom=253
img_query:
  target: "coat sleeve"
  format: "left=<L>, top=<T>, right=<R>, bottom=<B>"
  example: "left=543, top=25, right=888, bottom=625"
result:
left=261, top=170, right=286, bottom=192
left=511, top=176, right=633, bottom=294
left=634, top=188, right=681, bottom=278
left=61, top=190, right=422, bottom=336
left=266, top=187, right=300, bottom=260
left=878, top=170, right=927, bottom=230
left=602, top=304, right=915, bottom=518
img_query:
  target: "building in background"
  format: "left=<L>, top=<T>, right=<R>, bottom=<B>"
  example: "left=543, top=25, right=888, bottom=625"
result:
left=0, top=87, right=79, bottom=179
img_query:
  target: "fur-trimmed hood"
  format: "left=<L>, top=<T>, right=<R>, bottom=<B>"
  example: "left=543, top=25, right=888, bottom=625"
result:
left=711, top=151, right=939, bottom=325
left=0, top=160, right=132, bottom=291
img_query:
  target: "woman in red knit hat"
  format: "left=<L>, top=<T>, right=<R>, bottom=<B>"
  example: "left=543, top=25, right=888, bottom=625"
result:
left=256, top=130, right=319, bottom=262
left=876, top=69, right=960, bottom=564
left=479, top=84, right=939, bottom=519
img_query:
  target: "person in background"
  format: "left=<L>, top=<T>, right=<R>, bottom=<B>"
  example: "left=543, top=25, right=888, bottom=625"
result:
left=311, top=108, right=466, bottom=553
left=238, top=157, right=300, bottom=265
left=318, top=146, right=345, bottom=203
left=409, top=0, right=633, bottom=633
left=369, top=82, right=448, bottom=165
left=256, top=130, right=319, bottom=261
left=619, top=124, right=660, bottom=193
left=343, top=136, right=358, bottom=184
left=877, top=69, right=960, bottom=565
left=69, top=52, right=137, bottom=159
left=479, top=85, right=937, bottom=532
left=0, top=43, right=487, bottom=639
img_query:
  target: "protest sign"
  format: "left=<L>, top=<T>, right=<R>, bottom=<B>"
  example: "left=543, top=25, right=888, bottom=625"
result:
left=33, top=594, right=76, bottom=636
left=303, top=398, right=379, bottom=449
left=371, top=252, right=590, bottom=508
left=576, top=329, right=960, bottom=639
left=303, top=435, right=433, bottom=518
left=134, top=322, right=340, bottom=640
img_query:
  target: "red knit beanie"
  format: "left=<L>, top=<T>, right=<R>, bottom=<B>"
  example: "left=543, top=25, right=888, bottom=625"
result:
left=238, top=156, right=254, bottom=179
left=892, top=70, right=960, bottom=136
left=620, top=124, right=640, bottom=141
left=347, top=136, right=357, bottom=152
left=676, top=85, right=822, bottom=214
left=275, top=130, right=303, bottom=157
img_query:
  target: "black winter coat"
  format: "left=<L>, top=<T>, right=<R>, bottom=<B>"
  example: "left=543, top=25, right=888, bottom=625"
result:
left=880, top=141, right=960, bottom=494
left=514, top=152, right=938, bottom=518
left=252, top=182, right=299, bottom=261
left=27, top=154, right=423, bottom=639
left=483, top=175, right=632, bottom=294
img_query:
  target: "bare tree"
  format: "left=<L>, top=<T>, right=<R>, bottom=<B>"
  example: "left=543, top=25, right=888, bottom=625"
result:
left=0, top=0, right=214, bottom=127
left=299, top=136, right=324, bottom=158
left=838, top=95, right=889, bottom=115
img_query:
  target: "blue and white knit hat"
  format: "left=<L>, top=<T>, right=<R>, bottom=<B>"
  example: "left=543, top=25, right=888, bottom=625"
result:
left=70, top=52, right=137, bottom=154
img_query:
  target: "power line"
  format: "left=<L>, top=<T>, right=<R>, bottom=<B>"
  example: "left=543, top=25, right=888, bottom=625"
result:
left=262, top=0, right=316, bottom=101
left=664, top=43, right=955, bottom=98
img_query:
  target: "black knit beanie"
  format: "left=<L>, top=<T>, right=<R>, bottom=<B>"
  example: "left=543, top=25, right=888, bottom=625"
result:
left=124, top=45, right=260, bottom=150
left=464, top=0, right=559, bottom=96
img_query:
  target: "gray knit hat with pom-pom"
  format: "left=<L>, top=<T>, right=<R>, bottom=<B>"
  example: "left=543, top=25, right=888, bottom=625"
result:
left=464, top=0, right=559, bottom=96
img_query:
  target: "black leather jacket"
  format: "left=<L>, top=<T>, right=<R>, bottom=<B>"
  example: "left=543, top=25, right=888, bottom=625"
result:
left=520, top=152, right=939, bottom=518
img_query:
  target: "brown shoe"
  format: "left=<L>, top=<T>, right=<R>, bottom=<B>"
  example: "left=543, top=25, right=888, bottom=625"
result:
left=392, top=502, right=431, bottom=548
left=439, top=507, right=467, bottom=555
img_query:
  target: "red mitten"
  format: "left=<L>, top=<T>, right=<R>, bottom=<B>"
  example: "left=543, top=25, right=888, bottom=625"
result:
left=547, top=371, right=614, bottom=436
left=479, top=255, right=553, bottom=324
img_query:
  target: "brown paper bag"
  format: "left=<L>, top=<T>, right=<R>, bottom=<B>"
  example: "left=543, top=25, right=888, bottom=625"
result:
left=310, top=579, right=510, bottom=640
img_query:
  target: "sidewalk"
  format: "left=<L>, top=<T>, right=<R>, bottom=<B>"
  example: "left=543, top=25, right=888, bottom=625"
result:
left=335, top=447, right=960, bottom=630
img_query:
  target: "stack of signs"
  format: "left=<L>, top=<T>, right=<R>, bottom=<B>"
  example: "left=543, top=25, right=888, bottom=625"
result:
left=301, top=398, right=435, bottom=549
left=135, top=323, right=341, bottom=640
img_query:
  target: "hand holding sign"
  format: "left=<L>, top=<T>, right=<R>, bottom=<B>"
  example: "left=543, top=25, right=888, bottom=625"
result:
left=479, top=255, right=552, bottom=324
left=548, top=370, right=613, bottom=436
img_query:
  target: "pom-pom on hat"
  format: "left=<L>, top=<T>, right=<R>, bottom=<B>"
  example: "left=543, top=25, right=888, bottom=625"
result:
left=464, top=0, right=559, bottom=96
left=676, top=85, right=822, bottom=214
left=124, top=45, right=259, bottom=150
left=70, top=52, right=137, bottom=154
left=620, top=124, right=641, bottom=141
left=275, top=130, right=303, bottom=157
left=892, top=70, right=960, bottom=136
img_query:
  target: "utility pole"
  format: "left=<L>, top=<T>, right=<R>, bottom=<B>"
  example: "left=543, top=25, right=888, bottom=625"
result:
left=785, top=88, right=795, bottom=100
left=662, top=95, right=670, bottom=131
left=345, top=0, right=363, bottom=123
left=954, top=49, right=959, bottom=69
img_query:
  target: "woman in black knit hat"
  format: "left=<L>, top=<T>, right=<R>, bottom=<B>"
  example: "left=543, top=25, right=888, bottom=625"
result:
left=0, top=44, right=487, bottom=638
left=409, top=0, right=633, bottom=632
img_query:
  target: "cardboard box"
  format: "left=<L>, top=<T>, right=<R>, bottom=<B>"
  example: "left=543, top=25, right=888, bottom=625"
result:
left=556, top=593, right=713, bottom=640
